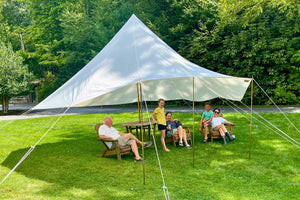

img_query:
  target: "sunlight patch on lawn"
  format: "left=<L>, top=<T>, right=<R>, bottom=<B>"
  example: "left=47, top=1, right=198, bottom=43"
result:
left=106, top=186, right=134, bottom=198
left=295, top=174, right=300, bottom=182
left=63, top=187, right=97, bottom=199
left=259, top=139, right=291, bottom=152
left=218, top=150, right=234, bottom=156
left=210, top=158, right=248, bottom=168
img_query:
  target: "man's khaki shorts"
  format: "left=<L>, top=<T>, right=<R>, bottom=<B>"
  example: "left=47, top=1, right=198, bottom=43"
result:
left=117, top=135, right=133, bottom=146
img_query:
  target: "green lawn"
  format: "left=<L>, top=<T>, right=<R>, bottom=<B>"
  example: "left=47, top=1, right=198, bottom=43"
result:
left=0, top=112, right=299, bottom=200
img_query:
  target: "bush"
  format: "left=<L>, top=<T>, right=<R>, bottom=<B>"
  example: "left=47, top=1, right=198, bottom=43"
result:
left=36, top=71, right=57, bottom=102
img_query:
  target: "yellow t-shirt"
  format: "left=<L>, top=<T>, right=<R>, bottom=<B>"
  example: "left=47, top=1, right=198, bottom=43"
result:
left=154, top=107, right=166, bottom=125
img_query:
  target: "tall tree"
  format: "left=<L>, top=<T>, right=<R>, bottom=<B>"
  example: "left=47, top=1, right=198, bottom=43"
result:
left=179, top=1, right=300, bottom=104
left=0, top=42, right=32, bottom=113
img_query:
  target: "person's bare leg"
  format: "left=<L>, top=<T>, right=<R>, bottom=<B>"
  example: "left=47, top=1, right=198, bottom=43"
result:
left=222, top=124, right=234, bottom=141
left=204, top=124, right=208, bottom=140
left=220, top=124, right=228, bottom=133
left=161, top=130, right=170, bottom=152
left=219, top=129, right=225, bottom=137
left=199, top=122, right=204, bottom=136
left=199, top=128, right=204, bottom=136
left=130, top=140, right=141, bottom=160
left=182, top=129, right=189, bottom=145
left=230, top=125, right=234, bottom=133
left=219, top=129, right=227, bottom=145
left=177, top=126, right=183, bottom=142
left=125, top=133, right=146, bottom=146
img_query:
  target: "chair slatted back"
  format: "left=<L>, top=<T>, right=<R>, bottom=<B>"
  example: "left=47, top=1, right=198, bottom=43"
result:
left=94, top=123, right=103, bottom=134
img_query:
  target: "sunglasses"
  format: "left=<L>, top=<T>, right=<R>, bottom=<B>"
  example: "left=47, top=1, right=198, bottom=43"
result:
left=214, top=111, right=220, bottom=114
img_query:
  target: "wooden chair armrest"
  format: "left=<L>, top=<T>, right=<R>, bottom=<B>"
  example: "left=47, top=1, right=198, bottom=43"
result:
left=183, top=126, right=191, bottom=132
left=97, top=138, right=118, bottom=142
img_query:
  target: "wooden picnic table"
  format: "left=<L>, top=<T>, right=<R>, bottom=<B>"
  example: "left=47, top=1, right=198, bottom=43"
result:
left=120, top=121, right=156, bottom=142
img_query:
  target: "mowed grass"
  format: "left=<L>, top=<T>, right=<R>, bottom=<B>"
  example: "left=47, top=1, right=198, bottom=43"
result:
left=0, top=112, right=299, bottom=200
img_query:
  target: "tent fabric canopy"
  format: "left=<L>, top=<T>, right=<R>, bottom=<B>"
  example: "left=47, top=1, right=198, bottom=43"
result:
left=33, top=14, right=251, bottom=110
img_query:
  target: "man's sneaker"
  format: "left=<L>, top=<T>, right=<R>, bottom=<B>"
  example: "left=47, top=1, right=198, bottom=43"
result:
left=179, top=141, right=184, bottom=146
left=185, top=145, right=192, bottom=149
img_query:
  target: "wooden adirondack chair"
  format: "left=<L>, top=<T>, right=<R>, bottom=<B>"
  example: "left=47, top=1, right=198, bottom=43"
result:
left=208, top=124, right=234, bottom=143
left=165, top=126, right=192, bottom=147
left=94, top=123, right=132, bottom=162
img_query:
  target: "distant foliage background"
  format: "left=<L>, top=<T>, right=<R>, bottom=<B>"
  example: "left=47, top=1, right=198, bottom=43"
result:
left=0, top=0, right=299, bottom=105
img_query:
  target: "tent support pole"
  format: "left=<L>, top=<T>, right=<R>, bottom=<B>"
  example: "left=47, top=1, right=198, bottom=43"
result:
left=192, top=77, right=195, bottom=168
left=139, top=83, right=146, bottom=185
left=136, top=83, right=141, bottom=122
left=249, top=79, right=254, bottom=160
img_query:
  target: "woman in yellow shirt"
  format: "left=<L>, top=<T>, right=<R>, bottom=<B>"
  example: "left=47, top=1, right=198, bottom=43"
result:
left=151, top=99, right=170, bottom=152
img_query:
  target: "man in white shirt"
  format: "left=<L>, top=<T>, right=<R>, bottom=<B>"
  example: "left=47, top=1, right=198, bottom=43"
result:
left=98, top=116, right=151, bottom=162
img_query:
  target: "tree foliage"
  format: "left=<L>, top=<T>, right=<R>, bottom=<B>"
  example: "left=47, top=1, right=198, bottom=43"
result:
left=0, top=41, right=32, bottom=113
left=0, top=0, right=298, bottom=105
left=36, top=71, right=57, bottom=102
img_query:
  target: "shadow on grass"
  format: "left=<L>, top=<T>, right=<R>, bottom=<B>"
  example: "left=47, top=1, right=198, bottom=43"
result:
left=1, top=135, right=167, bottom=199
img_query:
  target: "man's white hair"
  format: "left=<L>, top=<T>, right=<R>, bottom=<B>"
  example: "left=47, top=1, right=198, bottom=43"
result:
left=103, top=116, right=111, bottom=124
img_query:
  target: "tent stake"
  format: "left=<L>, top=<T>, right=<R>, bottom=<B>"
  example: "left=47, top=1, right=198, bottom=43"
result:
left=249, top=79, right=254, bottom=160
left=139, top=83, right=146, bottom=185
left=192, top=77, right=195, bottom=168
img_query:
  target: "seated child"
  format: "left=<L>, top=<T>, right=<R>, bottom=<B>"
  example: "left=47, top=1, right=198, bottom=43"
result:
left=199, top=102, right=213, bottom=143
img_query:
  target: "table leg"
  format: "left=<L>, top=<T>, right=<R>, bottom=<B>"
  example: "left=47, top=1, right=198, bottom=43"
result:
left=136, top=127, right=139, bottom=139
left=143, top=127, right=146, bottom=142
left=153, top=124, right=156, bottom=141
left=148, top=125, right=150, bottom=141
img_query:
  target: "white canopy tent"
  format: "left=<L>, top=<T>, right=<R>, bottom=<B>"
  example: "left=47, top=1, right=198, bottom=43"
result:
left=3, top=15, right=299, bottom=198
left=32, top=14, right=251, bottom=110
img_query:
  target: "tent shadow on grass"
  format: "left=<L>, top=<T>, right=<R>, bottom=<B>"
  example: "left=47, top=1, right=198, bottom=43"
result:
left=1, top=136, right=168, bottom=199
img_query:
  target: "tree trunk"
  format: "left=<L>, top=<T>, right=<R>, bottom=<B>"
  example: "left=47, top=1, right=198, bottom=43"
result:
left=2, top=96, right=9, bottom=114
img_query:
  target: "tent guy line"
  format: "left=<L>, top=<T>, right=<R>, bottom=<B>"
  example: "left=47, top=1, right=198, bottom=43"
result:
left=142, top=92, right=170, bottom=200
left=197, top=79, right=300, bottom=148
left=238, top=101, right=300, bottom=146
left=253, top=79, right=300, bottom=134
left=225, top=99, right=300, bottom=149
left=0, top=107, right=71, bottom=185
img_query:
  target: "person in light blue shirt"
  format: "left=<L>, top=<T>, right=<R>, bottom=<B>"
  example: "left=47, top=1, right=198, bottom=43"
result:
left=199, top=102, right=214, bottom=143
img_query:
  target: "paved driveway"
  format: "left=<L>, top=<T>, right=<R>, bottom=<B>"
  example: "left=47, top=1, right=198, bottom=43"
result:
left=0, top=104, right=299, bottom=121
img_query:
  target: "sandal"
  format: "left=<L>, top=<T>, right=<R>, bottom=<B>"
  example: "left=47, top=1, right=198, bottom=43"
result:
left=203, top=138, right=209, bottom=143
left=134, top=158, right=144, bottom=162
left=139, top=141, right=152, bottom=149
left=144, top=141, right=152, bottom=148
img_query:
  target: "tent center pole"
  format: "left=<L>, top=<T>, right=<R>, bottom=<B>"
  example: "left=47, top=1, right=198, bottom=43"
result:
left=249, top=79, right=254, bottom=160
left=136, top=82, right=141, bottom=122
left=139, top=83, right=145, bottom=185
